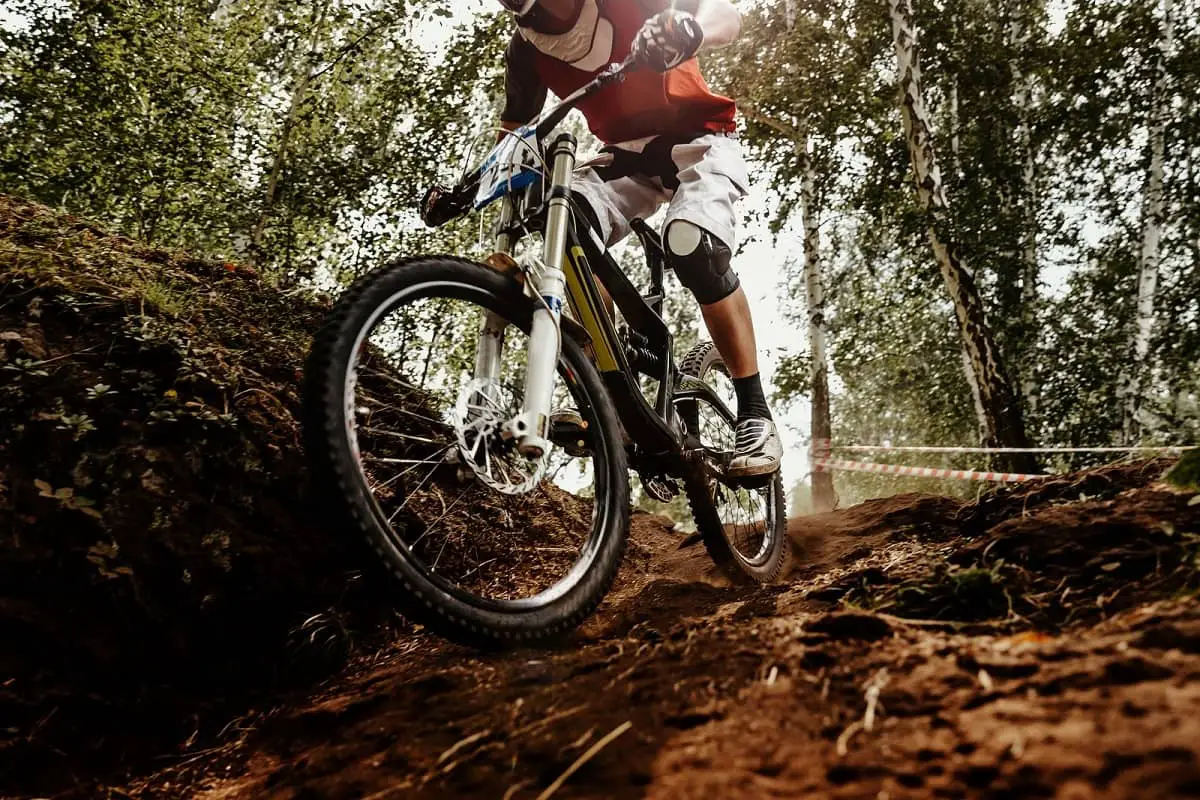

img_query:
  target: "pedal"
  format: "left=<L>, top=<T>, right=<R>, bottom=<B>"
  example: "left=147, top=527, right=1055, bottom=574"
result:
left=549, top=408, right=592, bottom=457
left=641, top=473, right=679, bottom=503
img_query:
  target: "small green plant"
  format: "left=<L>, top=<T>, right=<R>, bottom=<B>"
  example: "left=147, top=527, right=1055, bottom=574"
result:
left=35, top=479, right=102, bottom=519
left=2, top=357, right=50, bottom=378
left=85, top=383, right=117, bottom=401
left=1166, top=450, right=1200, bottom=492
left=136, top=278, right=189, bottom=316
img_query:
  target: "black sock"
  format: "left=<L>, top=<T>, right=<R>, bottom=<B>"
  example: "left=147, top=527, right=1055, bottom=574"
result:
left=732, top=373, right=772, bottom=423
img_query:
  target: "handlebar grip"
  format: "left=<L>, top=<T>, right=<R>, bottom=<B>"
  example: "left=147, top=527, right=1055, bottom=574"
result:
left=420, top=184, right=474, bottom=228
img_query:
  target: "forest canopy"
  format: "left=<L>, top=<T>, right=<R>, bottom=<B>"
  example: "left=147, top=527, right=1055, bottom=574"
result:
left=2, top=0, right=1196, bottom=506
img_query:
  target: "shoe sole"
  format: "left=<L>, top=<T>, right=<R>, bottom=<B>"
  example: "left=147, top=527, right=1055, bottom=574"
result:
left=725, top=459, right=781, bottom=479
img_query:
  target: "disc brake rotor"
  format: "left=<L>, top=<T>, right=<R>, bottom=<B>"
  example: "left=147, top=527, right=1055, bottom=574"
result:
left=454, top=378, right=547, bottom=495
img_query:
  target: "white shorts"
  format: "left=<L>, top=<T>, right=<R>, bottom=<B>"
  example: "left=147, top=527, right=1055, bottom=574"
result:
left=571, top=133, right=750, bottom=251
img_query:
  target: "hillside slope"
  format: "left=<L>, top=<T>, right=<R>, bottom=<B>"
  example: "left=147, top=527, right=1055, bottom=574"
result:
left=0, top=194, right=405, bottom=792
left=3, top=195, right=1199, bottom=799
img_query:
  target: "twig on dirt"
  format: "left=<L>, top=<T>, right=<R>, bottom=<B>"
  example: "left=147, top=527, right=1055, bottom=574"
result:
left=837, top=668, right=889, bottom=757
left=503, top=779, right=534, bottom=800
left=568, top=727, right=595, bottom=749
left=835, top=720, right=863, bottom=756
left=360, top=780, right=415, bottom=800
left=533, top=720, right=632, bottom=800
left=876, top=612, right=1008, bottom=633
left=509, top=704, right=587, bottom=740
left=26, top=706, right=58, bottom=742
left=863, top=668, right=888, bottom=731
left=27, top=345, right=100, bottom=368
left=436, top=729, right=491, bottom=766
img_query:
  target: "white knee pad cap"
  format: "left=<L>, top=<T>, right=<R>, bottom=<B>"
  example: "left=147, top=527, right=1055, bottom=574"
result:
left=665, top=220, right=704, bottom=256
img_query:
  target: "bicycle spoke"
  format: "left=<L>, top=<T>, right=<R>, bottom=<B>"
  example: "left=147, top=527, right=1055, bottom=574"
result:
left=342, top=288, right=606, bottom=604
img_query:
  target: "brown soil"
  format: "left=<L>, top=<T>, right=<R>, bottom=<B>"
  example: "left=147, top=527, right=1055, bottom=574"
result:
left=89, top=461, right=1198, bottom=800
left=5, top=196, right=1200, bottom=799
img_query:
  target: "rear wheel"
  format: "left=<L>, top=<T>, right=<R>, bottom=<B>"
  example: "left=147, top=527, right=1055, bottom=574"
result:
left=677, top=342, right=790, bottom=584
left=303, top=257, right=630, bottom=646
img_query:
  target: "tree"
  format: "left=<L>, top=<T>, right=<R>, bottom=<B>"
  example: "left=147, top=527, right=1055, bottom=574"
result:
left=1120, top=0, right=1176, bottom=442
left=888, top=0, right=1037, bottom=473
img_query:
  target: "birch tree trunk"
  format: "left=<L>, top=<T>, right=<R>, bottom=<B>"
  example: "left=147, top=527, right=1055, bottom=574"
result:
left=780, top=0, right=836, bottom=510
left=799, top=136, right=836, bottom=512
left=947, top=71, right=987, bottom=444
left=249, top=6, right=329, bottom=264
left=889, top=0, right=1037, bottom=473
left=1008, top=7, right=1040, bottom=416
left=1121, top=0, right=1175, bottom=443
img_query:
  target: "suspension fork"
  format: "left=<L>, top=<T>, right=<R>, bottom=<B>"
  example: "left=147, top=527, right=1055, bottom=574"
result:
left=472, top=195, right=517, bottom=393
left=513, top=133, right=577, bottom=458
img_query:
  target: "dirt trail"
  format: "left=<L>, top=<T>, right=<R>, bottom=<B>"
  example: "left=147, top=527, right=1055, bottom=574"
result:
left=109, top=461, right=1200, bottom=800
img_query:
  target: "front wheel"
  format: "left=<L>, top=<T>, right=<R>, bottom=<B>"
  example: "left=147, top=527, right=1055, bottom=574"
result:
left=303, top=256, right=630, bottom=646
left=677, top=342, right=791, bottom=584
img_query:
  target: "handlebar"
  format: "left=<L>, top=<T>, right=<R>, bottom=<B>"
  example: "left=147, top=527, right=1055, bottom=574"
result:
left=534, top=54, right=637, bottom=142
left=422, top=56, right=639, bottom=228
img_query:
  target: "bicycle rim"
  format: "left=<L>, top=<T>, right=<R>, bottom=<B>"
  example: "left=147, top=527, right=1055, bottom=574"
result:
left=340, top=279, right=613, bottom=611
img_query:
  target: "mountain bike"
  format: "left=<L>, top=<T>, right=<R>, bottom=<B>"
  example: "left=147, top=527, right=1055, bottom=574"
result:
left=303, top=58, right=789, bottom=647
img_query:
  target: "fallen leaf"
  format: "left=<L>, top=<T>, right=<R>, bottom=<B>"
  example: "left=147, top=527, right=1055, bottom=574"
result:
left=1008, top=631, right=1053, bottom=645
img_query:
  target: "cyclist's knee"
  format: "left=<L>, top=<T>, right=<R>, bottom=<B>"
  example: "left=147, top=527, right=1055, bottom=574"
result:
left=664, top=220, right=740, bottom=306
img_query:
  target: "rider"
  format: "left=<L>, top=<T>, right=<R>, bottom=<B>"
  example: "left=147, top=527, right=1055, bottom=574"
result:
left=497, top=0, right=782, bottom=479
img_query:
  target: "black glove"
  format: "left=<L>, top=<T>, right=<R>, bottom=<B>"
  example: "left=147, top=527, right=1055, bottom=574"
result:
left=631, top=10, right=704, bottom=73
left=420, top=184, right=472, bottom=228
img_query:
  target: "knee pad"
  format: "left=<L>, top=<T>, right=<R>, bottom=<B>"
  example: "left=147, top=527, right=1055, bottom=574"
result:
left=664, top=221, right=740, bottom=306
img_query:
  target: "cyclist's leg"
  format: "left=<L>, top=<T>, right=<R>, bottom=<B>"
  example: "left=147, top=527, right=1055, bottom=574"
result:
left=572, top=164, right=665, bottom=316
left=663, top=136, right=782, bottom=476
left=572, top=165, right=663, bottom=248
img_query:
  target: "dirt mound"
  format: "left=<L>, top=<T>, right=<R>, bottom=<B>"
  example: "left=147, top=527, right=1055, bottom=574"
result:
left=0, top=194, right=370, bottom=790
left=83, top=457, right=1196, bottom=800
left=0, top=195, right=571, bottom=795
left=811, top=461, right=1198, bottom=628
left=5, top=197, right=1200, bottom=800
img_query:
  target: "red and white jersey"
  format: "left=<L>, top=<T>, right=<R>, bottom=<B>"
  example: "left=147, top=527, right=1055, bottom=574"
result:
left=502, top=0, right=738, bottom=144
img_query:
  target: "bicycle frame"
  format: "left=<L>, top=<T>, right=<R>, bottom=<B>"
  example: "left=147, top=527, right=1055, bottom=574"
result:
left=478, top=135, right=736, bottom=472
left=463, top=60, right=735, bottom=472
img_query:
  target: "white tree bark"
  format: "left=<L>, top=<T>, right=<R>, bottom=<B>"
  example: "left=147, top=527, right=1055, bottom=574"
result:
left=946, top=70, right=985, bottom=440
left=889, top=0, right=1036, bottom=471
left=1121, top=0, right=1175, bottom=443
left=250, top=6, right=330, bottom=263
left=799, top=135, right=836, bottom=511
left=778, top=0, right=834, bottom=509
left=1008, top=7, right=1040, bottom=414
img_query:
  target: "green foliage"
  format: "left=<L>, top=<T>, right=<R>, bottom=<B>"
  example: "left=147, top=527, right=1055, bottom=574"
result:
left=707, top=0, right=1198, bottom=484
left=0, top=0, right=505, bottom=283
left=1, top=0, right=1197, bottom=502
left=1166, top=450, right=1200, bottom=492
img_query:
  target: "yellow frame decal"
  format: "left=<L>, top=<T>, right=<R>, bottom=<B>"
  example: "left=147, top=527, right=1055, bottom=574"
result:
left=563, top=246, right=619, bottom=372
